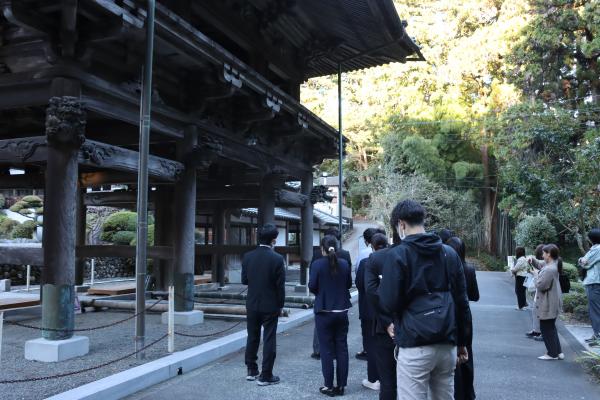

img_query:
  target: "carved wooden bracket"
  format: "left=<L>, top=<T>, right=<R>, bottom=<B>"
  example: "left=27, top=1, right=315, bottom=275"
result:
left=45, top=96, right=86, bottom=148
left=223, top=63, right=243, bottom=88
left=186, top=135, right=224, bottom=168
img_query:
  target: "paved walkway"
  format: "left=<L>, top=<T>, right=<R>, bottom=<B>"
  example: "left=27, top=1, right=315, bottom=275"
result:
left=128, top=272, right=600, bottom=400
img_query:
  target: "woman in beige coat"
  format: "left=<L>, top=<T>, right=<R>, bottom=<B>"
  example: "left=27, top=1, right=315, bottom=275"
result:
left=530, top=244, right=563, bottom=360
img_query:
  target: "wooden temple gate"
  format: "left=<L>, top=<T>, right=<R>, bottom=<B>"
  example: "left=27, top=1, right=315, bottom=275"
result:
left=0, top=0, right=422, bottom=359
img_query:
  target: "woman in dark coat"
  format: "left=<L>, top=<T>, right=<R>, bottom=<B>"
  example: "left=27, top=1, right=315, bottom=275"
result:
left=446, top=236, right=479, bottom=400
left=309, top=235, right=352, bottom=397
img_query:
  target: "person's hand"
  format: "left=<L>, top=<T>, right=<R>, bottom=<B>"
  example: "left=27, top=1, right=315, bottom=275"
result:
left=457, top=346, right=469, bottom=365
left=386, top=323, right=395, bottom=339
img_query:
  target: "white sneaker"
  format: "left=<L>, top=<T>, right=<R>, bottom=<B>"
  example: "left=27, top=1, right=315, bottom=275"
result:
left=558, top=353, right=565, bottom=360
left=362, top=379, right=380, bottom=391
left=538, top=354, right=558, bottom=360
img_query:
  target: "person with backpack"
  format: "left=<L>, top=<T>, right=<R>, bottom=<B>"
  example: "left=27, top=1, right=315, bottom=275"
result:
left=379, top=200, right=470, bottom=400
left=309, top=235, right=353, bottom=397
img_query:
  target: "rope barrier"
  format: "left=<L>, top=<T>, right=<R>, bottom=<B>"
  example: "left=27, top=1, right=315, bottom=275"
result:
left=0, top=333, right=168, bottom=384
left=174, top=321, right=244, bottom=338
left=5, top=297, right=164, bottom=333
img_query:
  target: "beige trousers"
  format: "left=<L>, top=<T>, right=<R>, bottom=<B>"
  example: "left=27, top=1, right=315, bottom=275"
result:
left=395, top=344, right=457, bottom=400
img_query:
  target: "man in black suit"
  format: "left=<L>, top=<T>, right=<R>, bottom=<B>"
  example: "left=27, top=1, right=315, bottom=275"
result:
left=242, top=224, right=285, bottom=386
left=310, top=228, right=352, bottom=359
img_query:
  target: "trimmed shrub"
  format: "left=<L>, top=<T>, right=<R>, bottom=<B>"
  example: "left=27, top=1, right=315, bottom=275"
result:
left=0, top=194, right=5, bottom=209
left=9, top=201, right=27, bottom=212
left=570, top=281, right=585, bottom=294
left=21, top=195, right=43, bottom=208
left=0, top=218, right=19, bottom=238
left=574, top=304, right=590, bottom=322
left=562, top=262, right=578, bottom=282
left=130, top=224, right=155, bottom=246
left=112, top=230, right=136, bottom=245
left=515, top=214, right=557, bottom=251
left=35, top=207, right=43, bottom=214
left=11, top=220, right=37, bottom=239
left=475, top=252, right=506, bottom=271
left=18, top=208, right=33, bottom=216
left=563, top=292, right=588, bottom=313
left=101, top=211, right=138, bottom=242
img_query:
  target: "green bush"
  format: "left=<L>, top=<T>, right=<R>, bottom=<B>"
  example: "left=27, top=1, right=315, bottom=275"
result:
left=0, top=194, right=5, bottom=209
left=0, top=218, right=18, bottom=238
left=562, top=262, right=579, bottom=282
left=11, top=220, right=37, bottom=239
left=563, top=292, right=588, bottom=313
left=570, top=281, right=585, bottom=294
left=35, top=207, right=43, bottom=214
left=21, top=195, right=43, bottom=208
left=18, top=209, right=33, bottom=216
left=9, top=201, right=27, bottom=212
left=515, top=214, right=557, bottom=251
left=474, top=252, right=506, bottom=271
left=574, top=304, right=590, bottom=322
left=129, top=224, right=155, bottom=246
left=101, top=211, right=138, bottom=241
left=112, top=230, right=136, bottom=245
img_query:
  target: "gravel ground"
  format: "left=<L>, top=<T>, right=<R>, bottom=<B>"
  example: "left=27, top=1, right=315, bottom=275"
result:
left=0, top=303, right=247, bottom=400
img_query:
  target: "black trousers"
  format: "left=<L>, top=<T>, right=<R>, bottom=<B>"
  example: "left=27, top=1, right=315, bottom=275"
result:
left=515, top=276, right=527, bottom=309
left=540, top=318, right=562, bottom=358
left=245, top=310, right=279, bottom=377
left=361, top=319, right=379, bottom=382
left=316, top=312, right=349, bottom=388
left=374, top=333, right=396, bottom=400
left=454, top=344, right=476, bottom=400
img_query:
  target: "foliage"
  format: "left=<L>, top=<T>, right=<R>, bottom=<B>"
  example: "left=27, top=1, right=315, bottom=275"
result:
left=111, top=230, right=136, bottom=245
left=367, top=172, right=483, bottom=248
left=573, top=304, right=590, bottom=322
left=129, top=225, right=155, bottom=246
left=473, top=252, right=506, bottom=272
left=0, top=194, right=5, bottom=209
left=0, top=218, right=18, bottom=238
left=562, top=262, right=579, bottom=283
left=11, top=220, right=37, bottom=239
left=570, top=280, right=585, bottom=294
left=20, top=195, right=43, bottom=208
left=101, top=211, right=138, bottom=242
left=579, top=351, right=600, bottom=380
left=562, top=292, right=588, bottom=313
left=514, top=214, right=557, bottom=251
left=9, top=201, right=27, bottom=212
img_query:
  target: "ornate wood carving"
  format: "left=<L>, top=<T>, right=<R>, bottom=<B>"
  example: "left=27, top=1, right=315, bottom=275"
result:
left=45, top=96, right=86, bottom=148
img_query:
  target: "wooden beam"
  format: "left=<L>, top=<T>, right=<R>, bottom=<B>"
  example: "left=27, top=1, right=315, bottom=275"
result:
left=0, top=136, right=184, bottom=182
left=0, top=246, right=43, bottom=266
left=195, top=244, right=299, bottom=256
left=0, top=174, right=45, bottom=189
left=76, top=245, right=173, bottom=260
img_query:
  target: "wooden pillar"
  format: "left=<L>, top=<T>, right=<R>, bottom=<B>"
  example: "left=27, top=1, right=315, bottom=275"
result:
left=42, top=96, right=86, bottom=340
left=258, top=175, right=276, bottom=228
left=214, top=206, right=227, bottom=287
left=173, top=127, right=198, bottom=312
left=300, top=172, right=313, bottom=285
left=75, top=188, right=86, bottom=286
left=153, top=187, right=173, bottom=291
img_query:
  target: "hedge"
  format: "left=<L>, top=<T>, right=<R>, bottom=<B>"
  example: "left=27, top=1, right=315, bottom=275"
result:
left=563, top=292, right=588, bottom=313
left=21, top=195, right=43, bottom=208
left=129, top=224, right=155, bottom=246
left=562, top=262, right=578, bottom=282
left=112, top=230, right=137, bottom=245
left=0, top=218, right=18, bottom=238
left=570, top=281, right=585, bottom=294
left=0, top=194, right=5, bottom=209
left=11, top=220, right=37, bottom=239
left=101, top=211, right=138, bottom=242
left=9, top=201, right=28, bottom=213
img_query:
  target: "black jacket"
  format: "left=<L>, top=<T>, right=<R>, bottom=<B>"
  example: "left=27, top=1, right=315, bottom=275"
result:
left=355, top=258, right=374, bottom=320
left=312, top=248, right=352, bottom=270
left=379, top=233, right=470, bottom=347
left=365, top=248, right=394, bottom=335
left=242, top=246, right=286, bottom=313
left=309, top=257, right=352, bottom=313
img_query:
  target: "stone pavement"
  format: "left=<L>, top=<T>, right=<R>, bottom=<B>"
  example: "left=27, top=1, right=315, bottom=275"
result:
left=128, top=271, right=600, bottom=400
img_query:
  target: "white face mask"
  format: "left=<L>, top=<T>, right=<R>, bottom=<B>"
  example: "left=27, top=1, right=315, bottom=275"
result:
left=398, top=223, right=406, bottom=240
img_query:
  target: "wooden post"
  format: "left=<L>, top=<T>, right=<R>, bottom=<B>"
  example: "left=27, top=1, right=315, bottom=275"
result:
left=300, top=172, right=313, bottom=286
left=173, top=127, right=198, bottom=312
left=214, top=206, right=227, bottom=287
left=42, top=96, right=86, bottom=340
left=153, top=187, right=173, bottom=291
left=75, top=188, right=86, bottom=286
left=258, top=175, right=276, bottom=227
left=168, top=285, right=174, bottom=353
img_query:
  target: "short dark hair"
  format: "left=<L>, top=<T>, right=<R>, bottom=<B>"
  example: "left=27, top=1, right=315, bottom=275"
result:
left=437, top=229, right=454, bottom=244
left=515, top=246, right=526, bottom=259
left=324, top=228, right=341, bottom=241
left=363, top=228, right=377, bottom=244
left=258, top=224, right=278, bottom=245
left=446, top=236, right=466, bottom=263
left=542, top=244, right=559, bottom=260
left=390, top=199, right=426, bottom=228
left=371, top=233, right=389, bottom=251
left=589, top=229, right=600, bottom=245
left=376, top=228, right=387, bottom=236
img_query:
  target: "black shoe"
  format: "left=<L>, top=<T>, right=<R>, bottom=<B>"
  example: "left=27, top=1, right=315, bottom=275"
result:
left=533, top=335, right=544, bottom=342
left=311, top=352, right=321, bottom=360
left=257, top=375, right=280, bottom=386
left=526, top=331, right=541, bottom=338
left=355, top=351, right=368, bottom=361
left=319, top=387, right=336, bottom=397
left=334, top=386, right=345, bottom=396
left=246, top=369, right=260, bottom=381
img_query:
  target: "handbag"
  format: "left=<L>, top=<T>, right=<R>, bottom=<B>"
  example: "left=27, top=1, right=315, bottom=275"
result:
left=559, top=274, right=570, bottom=294
left=397, top=250, right=456, bottom=347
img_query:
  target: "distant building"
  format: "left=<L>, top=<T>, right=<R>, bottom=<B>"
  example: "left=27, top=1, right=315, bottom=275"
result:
left=314, top=175, right=353, bottom=227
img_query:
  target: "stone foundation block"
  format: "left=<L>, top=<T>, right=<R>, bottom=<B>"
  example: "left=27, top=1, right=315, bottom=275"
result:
left=25, top=336, right=89, bottom=362
left=161, top=310, right=204, bottom=326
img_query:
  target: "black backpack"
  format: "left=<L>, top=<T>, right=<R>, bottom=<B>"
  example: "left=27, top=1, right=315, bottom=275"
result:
left=397, top=251, right=456, bottom=347
left=559, top=274, right=570, bottom=294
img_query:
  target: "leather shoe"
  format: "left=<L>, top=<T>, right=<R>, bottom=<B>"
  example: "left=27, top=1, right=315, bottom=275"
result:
left=319, top=387, right=336, bottom=397
left=311, top=352, right=321, bottom=360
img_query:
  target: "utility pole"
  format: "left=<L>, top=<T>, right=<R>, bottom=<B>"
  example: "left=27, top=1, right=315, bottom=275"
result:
left=337, top=63, right=343, bottom=245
